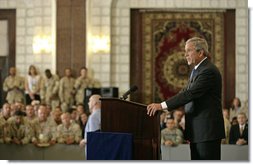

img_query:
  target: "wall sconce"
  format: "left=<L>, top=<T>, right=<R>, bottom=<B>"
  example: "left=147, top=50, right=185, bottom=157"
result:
left=33, top=35, right=52, bottom=54
left=89, top=35, right=110, bottom=53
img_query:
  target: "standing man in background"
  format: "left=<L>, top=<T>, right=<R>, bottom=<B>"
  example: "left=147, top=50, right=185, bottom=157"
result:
left=147, top=37, right=225, bottom=160
left=74, top=67, right=94, bottom=105
left=3, top=67, right=25, bottom=104
left=59, top=68, right=75, bottom=112
left=40, top=69, right=60, bottom=110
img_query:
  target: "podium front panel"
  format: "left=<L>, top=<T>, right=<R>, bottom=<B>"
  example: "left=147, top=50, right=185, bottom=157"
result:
left=100, top=98, right=160, bottom=160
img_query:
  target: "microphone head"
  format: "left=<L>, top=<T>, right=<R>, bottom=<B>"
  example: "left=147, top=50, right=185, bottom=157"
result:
left=120, top=85, right=138, bottom=100
left=130, top=85, right=138, bottom=92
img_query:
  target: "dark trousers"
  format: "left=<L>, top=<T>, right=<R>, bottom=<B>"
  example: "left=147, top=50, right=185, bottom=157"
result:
left=190, top=139, right=221, bottom=160
left=25, top=94, right=40, bottom=105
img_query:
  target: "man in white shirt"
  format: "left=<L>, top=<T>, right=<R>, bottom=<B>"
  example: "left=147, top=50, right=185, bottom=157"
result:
left=79, top=94, right=101, bottom=147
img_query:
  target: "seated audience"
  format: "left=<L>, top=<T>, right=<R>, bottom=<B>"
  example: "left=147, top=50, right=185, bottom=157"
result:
left=0, top=103, right=11, bottom=124
left=229, top=97, right=248, bottom=122
left=5, top=110, right=30, bottom=144
left=48, top=107, right=62, bottom=126
left=70, top=108, right=79, bottom=124
left=172, top=108, right=185, bottom=132
left=24, top=105, right=37, bottom=124
left=0, top=103, right=11, bottom=143
left=8, top=101, right=26, bottom=123
left=161, top=117, right=183, bottom=146
left=0, top=120, right=5, bottom=143
left=76, top=104, right=85, bottom=122
left=31, top=100, right=40, bottom=116
left=79, top=112, right=88, bottom=138
left=231, top=116, right=238, bottom=126
left=229, top=112, right=248, bottom=145
left=32, top=105, right=57, bottom=146
left=56, top=113, right=82, bottom=144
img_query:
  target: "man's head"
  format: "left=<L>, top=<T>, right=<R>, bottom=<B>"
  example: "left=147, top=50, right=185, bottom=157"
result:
left=80, top=113, right=88, bottom=125
left=80, top=67, right=88, bottom=78
left=9, top=67, right=16, bottom=76
left=45, top=69, right=52, bottom=79
left=61, top=112, right=71, bottom=126
left=52, top=108, right=62, bottom=123
left=70, top=109, right=77, bottom=120
left=15, top=101, right=24, bottom=111
left=14, top=110, right=25, bottom=125
left=2, top=103, right=11, bottom=119
left=166, top=117, right=175, bottom=130
left=26, top=105, right=35, bottom=118
left=185, top=37, right=209, bottom=66
left=173, top=109, right=184, bottom=122
left=65, top=68, right=72, bottom=77
left=237, top=112, right=247, bottom=125
left=76, top=104, right=84, bottom=115
left=88, top=94, right=101, bottom=113
left=38, top=105, right=48, bottom=122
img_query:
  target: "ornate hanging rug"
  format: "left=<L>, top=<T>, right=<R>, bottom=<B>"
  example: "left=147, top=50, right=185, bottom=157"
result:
left=142, top=10, right=224, bottom=104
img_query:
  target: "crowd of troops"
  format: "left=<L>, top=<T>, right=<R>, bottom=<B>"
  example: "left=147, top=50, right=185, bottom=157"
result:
left=0, top=103, right=88, bottom=145
left=0, top=65, right=99, bottom=145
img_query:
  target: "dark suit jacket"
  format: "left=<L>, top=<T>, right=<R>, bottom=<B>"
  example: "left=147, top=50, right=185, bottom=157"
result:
left=165, top=59, right=225, bottom=143
left=229, top=123, right=248, bottom=144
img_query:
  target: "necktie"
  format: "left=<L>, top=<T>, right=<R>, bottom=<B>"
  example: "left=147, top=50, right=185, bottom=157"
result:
left=190, top=68, right=196, bottom=81
left=240, top=126, right=244, bottom=136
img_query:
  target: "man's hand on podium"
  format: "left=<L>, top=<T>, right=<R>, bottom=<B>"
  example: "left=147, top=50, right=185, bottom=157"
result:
left=79, top=139, right=87, bottom=148
left=147, top=103, right=162, bottom=116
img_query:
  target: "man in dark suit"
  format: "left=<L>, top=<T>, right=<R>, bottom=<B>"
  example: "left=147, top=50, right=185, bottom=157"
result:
left=147, top=37, right=225, bottom=160
left=229, top=112, right=248, bottom=145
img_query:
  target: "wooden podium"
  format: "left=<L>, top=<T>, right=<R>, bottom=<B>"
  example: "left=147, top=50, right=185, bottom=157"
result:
left=100, top=98, right=160, bottom=160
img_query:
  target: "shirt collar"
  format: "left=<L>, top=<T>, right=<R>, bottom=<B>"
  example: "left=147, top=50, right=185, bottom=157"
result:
left=240, top=124, right=245, bottom=128
left=194, top=57, right=207, bottom=70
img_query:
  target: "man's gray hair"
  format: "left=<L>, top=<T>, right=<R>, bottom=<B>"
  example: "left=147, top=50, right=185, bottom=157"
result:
left=186, top=37, right=209, bottom=56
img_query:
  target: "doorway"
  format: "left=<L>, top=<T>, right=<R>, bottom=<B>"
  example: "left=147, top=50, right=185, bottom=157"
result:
left=0, top=9, right=16, bottom=107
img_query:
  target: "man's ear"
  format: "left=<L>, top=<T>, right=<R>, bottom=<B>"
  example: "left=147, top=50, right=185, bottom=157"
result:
left=198, top=50, right=204, bottom=57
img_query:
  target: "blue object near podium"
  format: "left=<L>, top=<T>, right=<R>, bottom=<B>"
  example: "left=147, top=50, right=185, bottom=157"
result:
left=87, top=132, right=133, bottom=160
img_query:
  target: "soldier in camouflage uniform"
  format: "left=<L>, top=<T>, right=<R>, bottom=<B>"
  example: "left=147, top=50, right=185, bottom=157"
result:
left=59, top=68, right=75, bottom=112
left=40, top=69, right=60, bottom=110
left=23, top=105, right=38, bottom=142
left=56, top=112, right=82, bottom=144
left=48, top=107, right=62, bottom=126
left=0, top=120, right=5, bottom=143
left=32, top=105, right=57, bottom=146
left=74, top=67, right=97, bottom=105
left=24, top=105, right=37, bottom=124
left=0, top=103, right=11, bottom=143
left=5, top=110, right=31, bottom=144
left=3, top=67, right=25, bottom=104
left=0, top=103, right=11, bottom=123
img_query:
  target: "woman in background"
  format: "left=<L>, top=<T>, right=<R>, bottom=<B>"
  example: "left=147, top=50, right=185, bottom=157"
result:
left=25, top=65, right=41, bottom=104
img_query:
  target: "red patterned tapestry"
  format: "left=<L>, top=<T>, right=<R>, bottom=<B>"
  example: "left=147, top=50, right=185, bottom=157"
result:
left=142, top=11, right=224, bottom=104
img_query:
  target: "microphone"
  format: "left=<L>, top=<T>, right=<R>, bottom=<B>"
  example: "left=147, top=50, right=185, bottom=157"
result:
left=120, top=85, right=138, bottom=100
